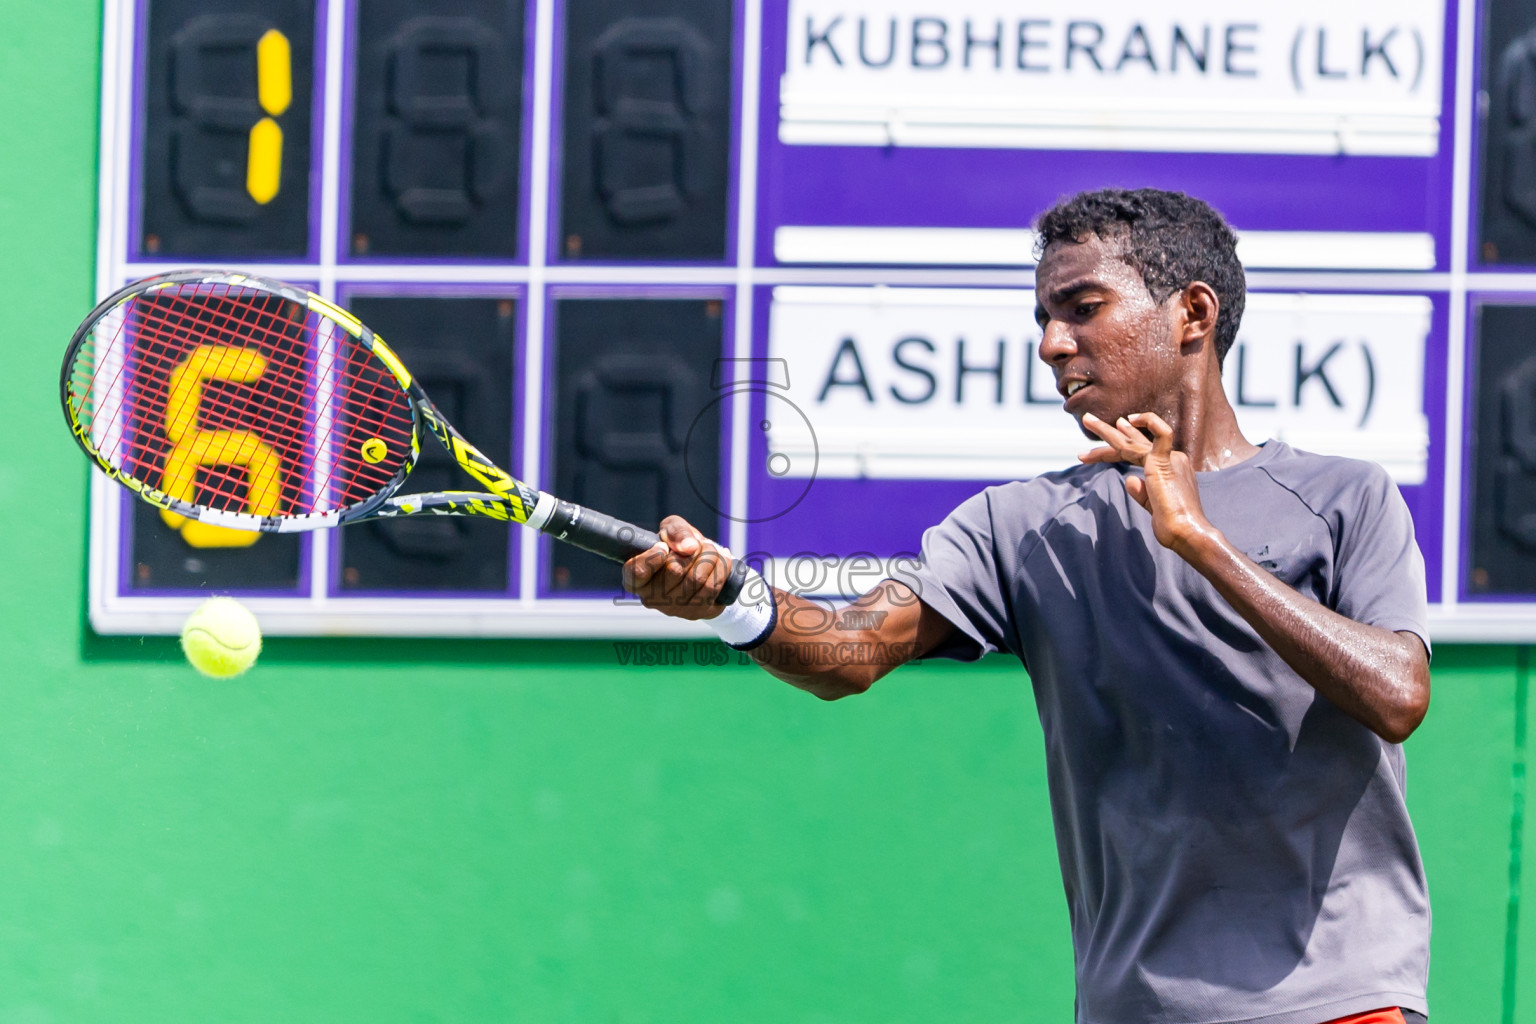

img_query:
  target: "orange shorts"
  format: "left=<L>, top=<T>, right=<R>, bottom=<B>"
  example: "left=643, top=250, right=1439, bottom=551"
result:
left=1323, top=1010, right=1407, bottom=1024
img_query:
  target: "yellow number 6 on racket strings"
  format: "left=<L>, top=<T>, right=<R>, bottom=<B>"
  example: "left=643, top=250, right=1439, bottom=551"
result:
left=60, top=270, right=747, bottom=603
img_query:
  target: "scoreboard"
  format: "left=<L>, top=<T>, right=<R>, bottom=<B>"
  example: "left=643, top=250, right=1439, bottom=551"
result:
left=86, top=0, right=1536, bottom=639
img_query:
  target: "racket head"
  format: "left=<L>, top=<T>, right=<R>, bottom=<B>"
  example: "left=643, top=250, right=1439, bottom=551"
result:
left=62, top=270, right=421, bottom=532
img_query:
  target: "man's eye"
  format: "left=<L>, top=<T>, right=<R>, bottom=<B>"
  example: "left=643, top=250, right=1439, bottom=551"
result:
left=1075, top=302, right=1100, bottom=318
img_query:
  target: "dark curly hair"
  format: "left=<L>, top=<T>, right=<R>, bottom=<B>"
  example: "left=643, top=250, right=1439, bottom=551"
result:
left=1033, top=188, right=1245, bottom=366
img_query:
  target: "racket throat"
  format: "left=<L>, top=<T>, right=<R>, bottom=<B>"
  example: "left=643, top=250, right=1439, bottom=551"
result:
left=524, top=490, right=559, bottom=532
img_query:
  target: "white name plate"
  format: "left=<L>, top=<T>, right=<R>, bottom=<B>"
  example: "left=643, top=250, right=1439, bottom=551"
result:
left=767, top=287, right=1430, bottom=483
left=781, top=0, right=1444, bottom=156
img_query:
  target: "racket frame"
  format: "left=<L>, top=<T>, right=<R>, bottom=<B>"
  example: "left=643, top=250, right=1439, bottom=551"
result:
left=62, top=270, right=522, bottom=533
left=63, top=270, right=747, bottom=602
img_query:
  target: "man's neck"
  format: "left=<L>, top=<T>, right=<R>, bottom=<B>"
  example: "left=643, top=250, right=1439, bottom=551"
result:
left=1169, top=376, right=1260, bottom=472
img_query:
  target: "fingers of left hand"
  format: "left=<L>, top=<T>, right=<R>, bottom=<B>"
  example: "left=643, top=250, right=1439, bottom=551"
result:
left=1078, top=443, right=1120, bottom=464
left=1082, top=413, right=1125, bottom=447
left=1123, top=474, right=1150, bottom=509
left=1126, top=412, right=1174, bottom=452
left=1113, top=417, right=1153, bottom=448
left=1083, top=413, right=1151, bottom=459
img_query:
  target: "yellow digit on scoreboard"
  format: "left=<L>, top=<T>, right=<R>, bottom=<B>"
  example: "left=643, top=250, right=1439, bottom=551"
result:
left=159, top=345, right=282, bottom=549
left=247, top=28, right=290, bottom=205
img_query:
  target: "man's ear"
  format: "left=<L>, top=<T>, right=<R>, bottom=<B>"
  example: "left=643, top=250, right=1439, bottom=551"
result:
left=1180, top=282, right=1219, bottom=351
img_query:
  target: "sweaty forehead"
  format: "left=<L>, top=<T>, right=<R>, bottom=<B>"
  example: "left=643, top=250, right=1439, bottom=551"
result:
left=1035, top=235, right=1152, bottom=303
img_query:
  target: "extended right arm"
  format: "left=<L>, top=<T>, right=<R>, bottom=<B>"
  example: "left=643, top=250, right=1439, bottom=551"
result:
left=744, top=580, right=958, bottom=699
left=623, top=516, right=959, bottom=700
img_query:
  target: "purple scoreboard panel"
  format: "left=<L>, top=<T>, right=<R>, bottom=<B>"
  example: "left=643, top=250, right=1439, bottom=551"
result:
left=86, top=0, right=1536, bottom=639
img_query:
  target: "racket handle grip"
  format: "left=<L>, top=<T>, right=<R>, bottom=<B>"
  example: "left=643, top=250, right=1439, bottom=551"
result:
left=542, top=500, right=748, bottom=605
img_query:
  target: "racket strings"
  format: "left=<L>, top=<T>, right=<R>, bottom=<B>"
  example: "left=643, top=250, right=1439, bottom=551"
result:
left=68, top=282, right=414, bottom=519
left=150, top=286, right=413, bottom=512
left=124, top=292, right=310, bottom=514
left=123, top=296, right=312, bottom=514
left=129, top=295, right=412, bottom=482
left=126, top=299, right=411, bottom=503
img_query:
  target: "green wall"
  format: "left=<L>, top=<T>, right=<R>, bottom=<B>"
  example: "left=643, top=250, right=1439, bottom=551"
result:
left=0, top=2, right=1526, bottom=1020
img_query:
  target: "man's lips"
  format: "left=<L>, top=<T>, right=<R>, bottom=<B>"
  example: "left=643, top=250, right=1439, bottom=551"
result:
left=1061, top=380, right=1093, bottom=409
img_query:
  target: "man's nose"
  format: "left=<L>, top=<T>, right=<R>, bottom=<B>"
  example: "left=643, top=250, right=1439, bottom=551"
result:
left=1038, top=321, right=1076, bottom=366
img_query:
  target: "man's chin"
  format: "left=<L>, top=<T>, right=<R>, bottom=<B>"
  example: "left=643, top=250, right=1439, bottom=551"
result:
left=1071, top=406, right=1122, bottom=434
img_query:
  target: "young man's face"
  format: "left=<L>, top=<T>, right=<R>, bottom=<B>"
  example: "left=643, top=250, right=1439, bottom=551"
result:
left=1034, top=232, right=1185, bottom=434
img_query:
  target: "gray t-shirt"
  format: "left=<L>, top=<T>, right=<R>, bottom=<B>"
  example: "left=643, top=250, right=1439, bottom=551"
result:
left=904, top=441, right=1431, bottom=1024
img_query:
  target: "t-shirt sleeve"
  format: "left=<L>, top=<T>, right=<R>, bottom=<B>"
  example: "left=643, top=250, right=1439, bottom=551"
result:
left=893, top=489, right=1016, bottom=662
left=1331, top=463, right=1432, bottom=656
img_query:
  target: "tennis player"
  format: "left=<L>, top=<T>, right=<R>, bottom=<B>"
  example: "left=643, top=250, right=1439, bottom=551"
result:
left=625, top=188, right=1431, bottom=1024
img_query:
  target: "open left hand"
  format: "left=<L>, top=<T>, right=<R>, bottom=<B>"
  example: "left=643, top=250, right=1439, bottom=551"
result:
left=1079, top=412, right=1215, bottom=554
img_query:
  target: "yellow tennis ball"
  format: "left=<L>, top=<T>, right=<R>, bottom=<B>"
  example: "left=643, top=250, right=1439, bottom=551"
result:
left=180, top=597, right=262, bottom=679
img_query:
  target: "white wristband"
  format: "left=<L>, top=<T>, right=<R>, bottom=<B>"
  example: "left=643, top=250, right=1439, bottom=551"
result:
left=707, top=566, right=777, bottom=650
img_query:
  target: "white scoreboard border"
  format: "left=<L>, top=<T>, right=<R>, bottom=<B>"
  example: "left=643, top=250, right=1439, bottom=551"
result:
left=88, top=0, right=1535, bottom=640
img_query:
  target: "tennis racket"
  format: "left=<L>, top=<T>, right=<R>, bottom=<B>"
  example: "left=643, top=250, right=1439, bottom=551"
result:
left=61, top=269, right=747, bottom=603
